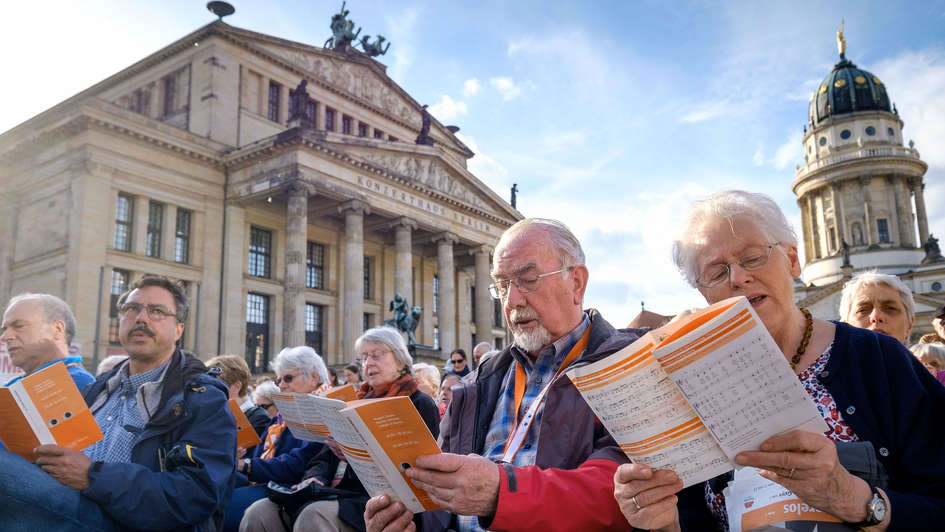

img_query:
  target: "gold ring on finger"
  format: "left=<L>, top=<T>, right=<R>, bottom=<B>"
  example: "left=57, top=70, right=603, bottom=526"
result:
left=631, top=495, right=643, bottom=512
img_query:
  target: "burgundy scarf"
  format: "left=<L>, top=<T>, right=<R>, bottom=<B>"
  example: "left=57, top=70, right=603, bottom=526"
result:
left=357, top=372, right=418, bottom=400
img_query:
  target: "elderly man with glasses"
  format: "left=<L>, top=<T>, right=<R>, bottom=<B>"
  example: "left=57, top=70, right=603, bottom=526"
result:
left=365, top=218, right=642, bottom=532
left=0, top=274, right=237, bottom=531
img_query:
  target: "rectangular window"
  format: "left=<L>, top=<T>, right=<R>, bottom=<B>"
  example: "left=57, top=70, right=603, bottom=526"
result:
left=114, top=194, right=133, bottom=251
left=388, top=136, right=398, bottom=142
left=268, top=81, right=281, bottom=122
left=363, top=256, right=373, bottom=300
left=146, top=201, right=163, bottom=258
left=248, top=226, right=272, bottom=278
left=325, top=107, right=336, bottom=131
left=493, top=299, right=503, bottom=328
left=373, top=129, right=384, bottom=139
left=470, top=285, right=476, bottom=323
left=433, top=275, right=439, bottom=314
left=306, top=242, right=325, bottom=289
left=108, top=269, right=130, bottom=344
left=305, top=100, right=316, bottom=127
left=828, top=227, right=837, bottom=252
left=342, top=115, right=353, bottom=135
left=305, top=303, right=324, bottom=355
left=357, top=122, right=368, bottom=137
left=163, top=75, right=176, bottom=116
left=433, top=326, right=439, bottom=349
left=174, top=209, right=191, bottom=263
left=877, top=218, right=890, bottom=243
left=363, top=313, right=372, bottom=332
left=245, top=293, right=270, bottom=373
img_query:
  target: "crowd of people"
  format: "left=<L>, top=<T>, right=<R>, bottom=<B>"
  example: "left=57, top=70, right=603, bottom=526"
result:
left=0, top=190, right=943, bottom=532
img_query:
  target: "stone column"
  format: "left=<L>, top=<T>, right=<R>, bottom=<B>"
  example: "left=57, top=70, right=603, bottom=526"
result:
left=390, top=217, right=417, bottom=301
left=220, top=203, right=246, bottom=355
left=283, top=183, right=310, bottom=347
left=332, top=107, right=342, bottom=133
left=162, top=203, right=178, bottom=261
left=861, top=176, right=875, bottom=246
left=315, top=101, right=325, bottom=131
left=828, top=183, right=845, bottom=251
left=259, top=75, right=270, bottom=116
left=912, top=179, right=930, bottom=245
left=471, top=246, right=494, bottom=346
left=340, top=200, right=370, bottom=358
left=798, top=197, right=813, bottom=261
left=894, top=178, right=915, bottom=247
left=132, top=195, right=149, bottom=255
left=884, top=176, right=900, bottom=246
left=434, top=232, right=458, bottom=354
left=279, top=84, right=289, bottom=125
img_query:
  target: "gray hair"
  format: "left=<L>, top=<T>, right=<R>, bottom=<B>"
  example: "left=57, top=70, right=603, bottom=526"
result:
left=839, top=271, right=916, bottom=323
left=96, top=354, right=128, bottom=375
left=355, top=326, right=413, bottom=374
left=673, top=190, right=798, bottom=287
left=6, top=293, right=77, bottom=345
left=911, top=343, right=945, bottom=368
left=496, top=218, right=586, bottom=270
left=412, top=363, right=441, bottom=397
left=270, top=345, right=330, bottom=386
left=252, top=380, right=280, bottom=404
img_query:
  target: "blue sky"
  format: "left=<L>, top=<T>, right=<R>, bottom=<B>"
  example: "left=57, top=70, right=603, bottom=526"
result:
left=3, top=1, right=944, bottom=326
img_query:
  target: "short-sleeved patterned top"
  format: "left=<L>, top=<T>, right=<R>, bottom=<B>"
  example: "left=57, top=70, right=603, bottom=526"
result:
left=706, top=344, right=859, bottom=530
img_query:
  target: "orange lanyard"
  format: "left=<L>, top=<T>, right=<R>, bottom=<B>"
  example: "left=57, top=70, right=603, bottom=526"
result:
left=502, top=326, right=591, bottom=461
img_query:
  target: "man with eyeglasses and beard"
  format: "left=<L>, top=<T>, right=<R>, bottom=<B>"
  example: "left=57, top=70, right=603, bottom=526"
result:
left=365, top=218, right=641, bottom=532
left=0, top=275, right=237, bottom=532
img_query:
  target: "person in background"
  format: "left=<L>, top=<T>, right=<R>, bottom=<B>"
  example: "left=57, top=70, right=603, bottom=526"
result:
left=472, top=341, right=492, bottom=367
left=240, top=326, right=439, bottom=532
left=252, top=380, right=280, bottom=419
left=223, top=346, right=330, bottom=532
left=437, top=372, right=461, bottom=416
left=366, top=217, right=640, bottom=532
left=95, top=354, right=127, bottom=376
left=447, top=348, right=470, bottom=377
left=343, top=363, right=362, bottom=387
left=328, top=366, right=341, bottom=387
left=918, top=305, right=945, bottom=344
left=910, top=343, right=945, bottom=385
left=413, top=362, right=442, bottom=403
left=1, top=293, right=93, bottom=389
left=617, top=190, right=945, bottom=531
left=206, top=354, right=272, bottom=447
left=839, top=271, right=915, bottom=346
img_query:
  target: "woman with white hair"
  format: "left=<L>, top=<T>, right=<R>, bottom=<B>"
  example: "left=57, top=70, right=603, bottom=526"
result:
left=223, top=347, right=330, bottom=532
left=839, top=271, right=916, bottom=345
left=240, top=327, right=439, bottom=532
left=614, top=190, right=945, bottom=531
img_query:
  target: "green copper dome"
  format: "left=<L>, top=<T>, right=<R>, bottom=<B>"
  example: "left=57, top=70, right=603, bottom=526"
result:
left=809, top=56, right=891, bottom=128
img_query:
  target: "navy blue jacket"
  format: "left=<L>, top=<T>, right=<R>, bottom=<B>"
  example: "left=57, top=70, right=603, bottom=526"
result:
left=679, top=322, right=945, bottom=531
left=81, top=350, right=237, bottom=531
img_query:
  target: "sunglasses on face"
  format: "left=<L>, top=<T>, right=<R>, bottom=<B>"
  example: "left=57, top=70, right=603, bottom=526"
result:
left=275, top=373, right=304, bottom=385
left=451, top=358, right=465, bottom=364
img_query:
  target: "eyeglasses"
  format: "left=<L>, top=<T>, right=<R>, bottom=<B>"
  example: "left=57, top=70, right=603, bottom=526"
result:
left=451, top=358, right=465, bottom=364
left=697, top=243, right=780, bottom=288
left=488, top=266, right=573, bottom=300
left=257, top=402, right=275, bottom=410
left=118, top=302, right=179, bottom=321
left=359, top=349, right=392, bottom=363
left=275, top=372, right=305, bottom=385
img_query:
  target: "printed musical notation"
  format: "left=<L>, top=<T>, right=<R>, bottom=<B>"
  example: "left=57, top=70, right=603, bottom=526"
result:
left=568, top=296, right=827, bottom=488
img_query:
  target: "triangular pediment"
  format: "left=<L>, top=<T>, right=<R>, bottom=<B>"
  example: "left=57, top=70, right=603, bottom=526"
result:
left=342, top=144, right=512, bottom=218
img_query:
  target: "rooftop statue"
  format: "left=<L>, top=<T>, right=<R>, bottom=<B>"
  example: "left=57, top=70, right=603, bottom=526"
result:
left=324, top=2, right=361, bottom=51
left=359, top=34, right=391, bottom=57
left=415, top=105, right=434, bottom=146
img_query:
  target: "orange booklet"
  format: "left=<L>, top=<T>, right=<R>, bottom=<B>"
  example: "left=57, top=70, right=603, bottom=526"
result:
left=325, top=384, right=358, bottom=402
left=0, top=361, right=103, bottom=461
left=310, top=395, right=441, bottom=513
left=228, top=399, right=262, bottom=449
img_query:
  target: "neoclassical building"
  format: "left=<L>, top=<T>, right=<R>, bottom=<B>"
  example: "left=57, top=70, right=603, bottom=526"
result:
left=792, top=33, right=945, bottom=340
left=0, top=18, right=520, bottom=372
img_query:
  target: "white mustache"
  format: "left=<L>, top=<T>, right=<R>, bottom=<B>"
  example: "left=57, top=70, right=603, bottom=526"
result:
left=509, top=308, right=539, bottom=326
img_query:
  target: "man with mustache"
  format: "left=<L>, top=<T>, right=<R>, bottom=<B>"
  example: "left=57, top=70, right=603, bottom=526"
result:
left=0, top=275, right=237, bottom=531
left=365, top=218, right=640, bottom=532
left=1, top=293, right=94, bottom=389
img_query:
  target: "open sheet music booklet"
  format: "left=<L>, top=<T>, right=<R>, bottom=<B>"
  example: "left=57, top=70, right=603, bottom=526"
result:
left=567, top=296, right=828, bottom=488
left=271, top=392, right=441, bottom=513
left=0, top=361, right=103, bottom=461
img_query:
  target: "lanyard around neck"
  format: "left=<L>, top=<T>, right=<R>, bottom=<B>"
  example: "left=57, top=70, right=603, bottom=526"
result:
left=501, top=326, right=592, bottom=463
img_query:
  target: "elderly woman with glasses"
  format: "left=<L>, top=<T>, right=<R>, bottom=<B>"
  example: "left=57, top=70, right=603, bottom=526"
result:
left=614, top=190, right=945, bottom=532
left=222, top=346, right=330, bottom=532
left=240, top=327, right=440, bottom=532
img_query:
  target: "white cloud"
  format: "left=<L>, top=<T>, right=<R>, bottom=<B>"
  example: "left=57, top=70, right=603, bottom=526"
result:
left=772, top=131, right=803, bottom=170
left=455, top=133, right=509, bottom=193
left=428, top=94, right=467, bottom=122
left=462, top=78, right=482, bottom=98
left=680, top=100, right=739, bottom=123
left=384, top=8, right=419, bottom=83
left=753, top=145, right=765, bottom=167
left=489, top=77, right=522, bottom=101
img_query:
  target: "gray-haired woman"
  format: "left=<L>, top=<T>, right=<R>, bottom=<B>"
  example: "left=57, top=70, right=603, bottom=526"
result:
left=614, top=190, right=945, bottom=531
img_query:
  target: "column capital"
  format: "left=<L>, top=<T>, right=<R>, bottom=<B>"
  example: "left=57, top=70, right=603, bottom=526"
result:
left=389, top=216, right=418, bottom=231
left=284, top=180, right=316, bottom=198
left=338, top=199, right=371, bottom=217
left=432, top=231, right=459, bottom=246
left=829, top=180, right=842, bottom=191
left=468, top=244, right=493, bottom=257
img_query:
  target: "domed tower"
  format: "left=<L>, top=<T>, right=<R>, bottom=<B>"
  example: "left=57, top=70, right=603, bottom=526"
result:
left=793, top=28, right=929, bottom=286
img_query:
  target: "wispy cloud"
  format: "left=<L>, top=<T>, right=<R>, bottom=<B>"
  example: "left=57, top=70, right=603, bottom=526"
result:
left=384, top=7, right=419, bottom=82
left=489, top=77, right=522, bottom=101
left=462, top=78, right=481, bottom=98
left=456, top=133, right=509, bottom=193
left=428, top=94, right=467, bottom=122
